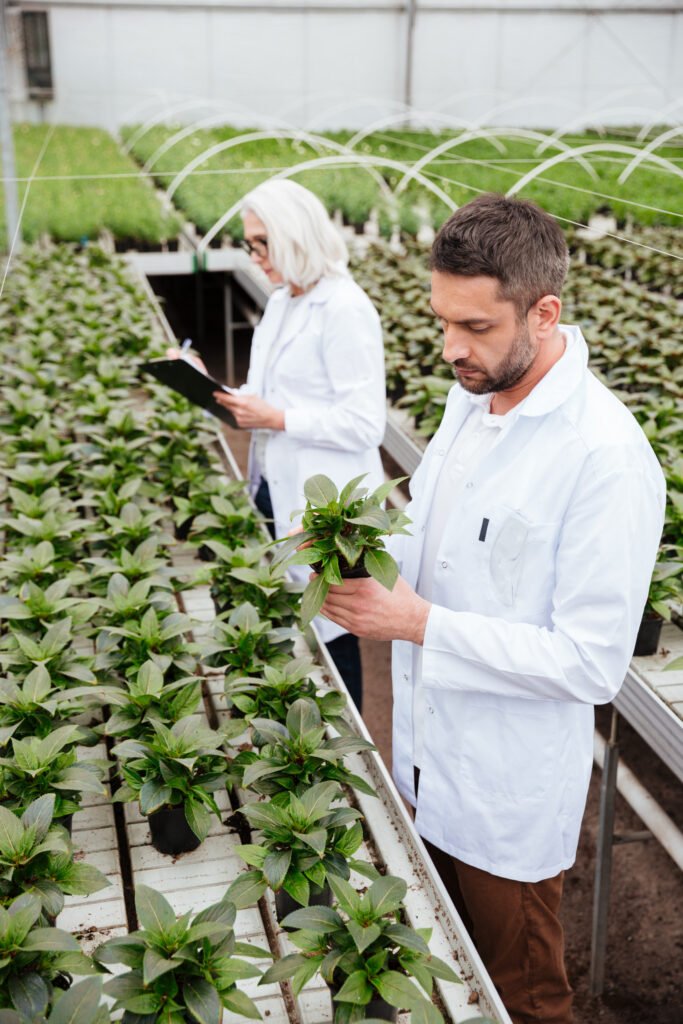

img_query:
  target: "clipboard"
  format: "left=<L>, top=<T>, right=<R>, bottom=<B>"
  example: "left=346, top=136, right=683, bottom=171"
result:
left=140, top=358, right=240, bottom=429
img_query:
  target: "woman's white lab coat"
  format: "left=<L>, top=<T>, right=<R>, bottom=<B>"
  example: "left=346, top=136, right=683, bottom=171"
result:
left=244, top=273, right=386, bottom=642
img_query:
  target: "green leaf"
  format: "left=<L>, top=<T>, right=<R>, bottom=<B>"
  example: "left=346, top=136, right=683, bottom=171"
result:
left=301, top=574, right=330, bottom=627
left=374, top=971, right=426, bottom=1010
left=292, top=956, right=324, bottom=996
left=665, top=656, right=683, bottom=671
left=139, top=780, right=174, bottom=816
left=220, top=987, right=261, bottom=1020
left=135, top=885, right=176, bottom=936
left=348, top=508, right=390, bottom=530
left=294, top=828, right=327, bottom=857
left=185, top=800, right=212, bottom=842
left=260, top=953, right=310, bottom=985
left=143, top=948, right=178, bottom=985
left=0, top=805, right=23, bottom=853
left=364, top=549, right=398, bottom=591
left=20, top=794, right=55, bottom=842
left=263, top=848, right=292, bottom=890
left=334, top=532, right=363, bottom=567
left=339, top=474, right=368, bottom=506
left=280, top=905, right=342, bottom=933
left=368, top=875, right=407, bottom=916
left=347, top=920, right=381, bottom=953
left=300, top=781, right=340, bottom=821
left=22, top=927, right=80, bottom=953
left=9, top=973, right=49, bottom=1019
left=183, top=977, right=222, bottom=1024
left=226, top=870, right=268, bottom=909
left=286, top=697, right=321, bottom=738
left=384, top=923, right=430, bottom=954
left=334, top=969, right=373, bottom=1005
left=304, top=475, right=339, bottom=507
left=48, top=977, right=104, bottom=1024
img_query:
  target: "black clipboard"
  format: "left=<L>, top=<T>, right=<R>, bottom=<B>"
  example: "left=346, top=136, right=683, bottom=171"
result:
left=140, top=358, right=240, bottom=429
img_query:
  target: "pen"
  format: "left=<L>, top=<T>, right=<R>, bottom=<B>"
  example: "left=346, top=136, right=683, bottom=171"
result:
left=180, top=338, right=192, bottom=352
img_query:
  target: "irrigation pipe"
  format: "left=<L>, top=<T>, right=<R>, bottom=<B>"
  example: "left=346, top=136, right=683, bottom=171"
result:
left=593, top=730, right=683, bottom=874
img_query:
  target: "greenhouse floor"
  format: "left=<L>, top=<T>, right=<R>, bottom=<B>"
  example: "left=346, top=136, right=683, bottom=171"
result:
left=219, top=420, right=683, bottom=1024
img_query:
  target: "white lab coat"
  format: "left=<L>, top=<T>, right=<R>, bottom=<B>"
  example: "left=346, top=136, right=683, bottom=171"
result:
left=390, top=326, right=665, bottom=882
left=244, top=273, right=386, bottom=642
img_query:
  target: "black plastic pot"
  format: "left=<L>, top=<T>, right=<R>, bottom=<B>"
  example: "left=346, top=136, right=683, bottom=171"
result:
left=633, top=613, right=663, bottom=656
left=148, top=805, right=201, bottom=855
left=275, top=881, right=332, bottom=922
left=175, top=516, right=194, bottom=541
left=58, top=814, right=73, bottom=836
left=329, top=982, right=397, bottom=1022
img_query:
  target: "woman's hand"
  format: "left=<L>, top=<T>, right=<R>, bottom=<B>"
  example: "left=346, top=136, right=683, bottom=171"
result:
left=320, top=575, right=431, bottom=645
left=213, top=391, right=285, bottom=430
left=166, top=346, right=208, bottom=375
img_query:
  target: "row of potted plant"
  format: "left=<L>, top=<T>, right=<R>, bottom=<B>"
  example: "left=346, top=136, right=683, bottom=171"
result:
left=0, top=242, right=463, bottom=1024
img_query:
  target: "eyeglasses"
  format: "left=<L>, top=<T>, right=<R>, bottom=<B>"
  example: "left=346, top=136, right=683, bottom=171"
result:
left=240, top=237, right=268, bottom=259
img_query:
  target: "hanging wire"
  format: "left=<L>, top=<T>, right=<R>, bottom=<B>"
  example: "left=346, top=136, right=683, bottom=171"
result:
left=0, top=124, right=56, bottom=300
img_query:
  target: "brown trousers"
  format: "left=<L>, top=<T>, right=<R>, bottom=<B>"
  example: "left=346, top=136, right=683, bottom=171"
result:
left=422, top=836, right=574, bottom=1024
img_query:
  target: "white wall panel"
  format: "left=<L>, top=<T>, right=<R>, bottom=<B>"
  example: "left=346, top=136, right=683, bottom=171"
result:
left=7, top=2, right=683, bottom=131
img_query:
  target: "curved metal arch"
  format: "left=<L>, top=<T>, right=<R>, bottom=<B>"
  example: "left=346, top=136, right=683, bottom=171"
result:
left=534, top=104, right=663, bottom=156
left=347, top=111, right=507, bottom=155
left=395, top=127, right=598, bottom=197
left=618, top=126, right=683, bottom=184
left=197, top=153, right=458, bottom=255
left=506, top=143, right=683, bottom=199
left=166, top=130, right=396, bottom=207
left=636, top=98, right=683, bottom=142
left=123, top=98, right=251, bottom=155
left=143, top=112, right=315, bottom=173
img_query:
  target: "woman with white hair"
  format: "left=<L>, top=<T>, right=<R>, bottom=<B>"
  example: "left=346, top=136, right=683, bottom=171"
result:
left=213, top=178, right=386, bottom=712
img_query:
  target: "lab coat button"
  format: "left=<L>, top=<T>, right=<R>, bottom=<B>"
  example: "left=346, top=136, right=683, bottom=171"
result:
left=441, top=561, right=448, bottom=569
left=465, top=481, right=473, bottom=489
left=428, top=705, right=434, bottom=715
left=421, top=525, right=426, bottom=533
left=438, top=448, right=446, bottom=456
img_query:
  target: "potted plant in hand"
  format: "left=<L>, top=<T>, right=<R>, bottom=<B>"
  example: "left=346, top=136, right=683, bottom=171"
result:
left=634, top=549, right=683, bottom=656
left=95, top=884, right=270, bottom=1023
left=262, top=874, right=461, bottom=1024
left=226, top=780, right=370, bottom=921
left=111, top=718, right=234, bottom=854
left=272, top=474, right=410, bottom=626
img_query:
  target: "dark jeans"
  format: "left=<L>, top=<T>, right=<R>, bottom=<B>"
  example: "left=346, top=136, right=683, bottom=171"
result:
left=254, top=476, right=363, bottom=712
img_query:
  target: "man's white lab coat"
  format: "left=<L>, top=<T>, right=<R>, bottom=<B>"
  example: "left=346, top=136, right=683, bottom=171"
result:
left=391, top=326, right=665, bottom=881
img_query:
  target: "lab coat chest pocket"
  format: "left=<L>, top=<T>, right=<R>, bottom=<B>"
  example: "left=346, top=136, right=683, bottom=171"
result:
left=483, top=506, right=559, bottom=614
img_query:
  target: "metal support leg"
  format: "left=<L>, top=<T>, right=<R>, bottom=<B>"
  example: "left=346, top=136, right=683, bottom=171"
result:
left=590, top=707, right=620, bottom=996
left=224, top=278, right=235, bottom=387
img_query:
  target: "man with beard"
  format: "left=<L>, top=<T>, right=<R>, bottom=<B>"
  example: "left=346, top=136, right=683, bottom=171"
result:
left=318, top=194, right=665, bottom=1023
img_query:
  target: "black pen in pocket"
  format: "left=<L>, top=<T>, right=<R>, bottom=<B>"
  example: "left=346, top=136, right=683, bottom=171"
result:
left=479, top=517, right=490, bottom=542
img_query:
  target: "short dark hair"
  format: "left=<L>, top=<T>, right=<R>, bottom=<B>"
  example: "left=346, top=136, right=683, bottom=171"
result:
left=430, top=194, right=569, bottom=318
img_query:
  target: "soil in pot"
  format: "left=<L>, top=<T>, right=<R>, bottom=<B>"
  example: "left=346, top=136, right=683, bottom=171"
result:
left=328, top=982, right=397, bottom=1022
left=148, top=805, right=201, bottom=855
left=275, top=881, right=332, bottom=921
left=633, top=613, right=663, bottom=656
left=175, top=516, right=194, bottom=541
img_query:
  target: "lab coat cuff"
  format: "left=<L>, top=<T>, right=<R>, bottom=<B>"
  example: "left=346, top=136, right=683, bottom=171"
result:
left=421, top=603, right=460, bottom=687
left=284, top=407, right=313, bottom=439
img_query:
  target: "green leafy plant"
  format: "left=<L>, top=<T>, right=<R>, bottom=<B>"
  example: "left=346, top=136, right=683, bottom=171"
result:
left=0, top=724, right=109, bottom=819
left=206, top=541, right=302, bottom=626
left=266, top=874, right=460, bottom=1024
left=644, top=550, right=683, bottom=620
left=0, top=975, right=110, bottom=1024
left=0, top=892, right=95, bottom=1013
left=0, top=618, right=96, bottom=687
left=227, top=781, right=370, bottom=910
left=273, top=474, right=410, bottom=626
left=111, top=719, right=233, bottom=843
left=95, top=885, right=270, bottom=1023
left=0, top=580, right=100, bottom=635
left=0, top=665, right=106, bottom=742
left=95, top=605, right=196, bottom=682
left=103, top=660, right=202, bottom=739
left=0, top=795, right=109, bottom=918
left=228, top=698, right=376, bottom=802
left=198, top=602, right=296, bottom=679
left=224, top=656, right=348, bottom=734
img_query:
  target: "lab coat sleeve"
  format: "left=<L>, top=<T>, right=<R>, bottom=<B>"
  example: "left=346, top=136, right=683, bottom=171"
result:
left=283, top=297, right=386, bottom=451
left=420, top=449, right=665, bottom=705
